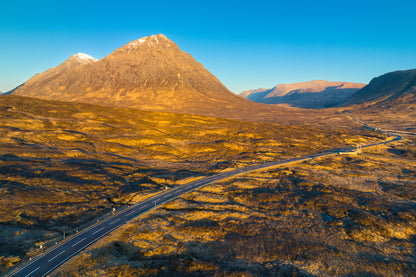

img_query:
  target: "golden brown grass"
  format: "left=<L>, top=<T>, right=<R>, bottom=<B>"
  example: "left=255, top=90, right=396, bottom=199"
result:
left=52, top=137, right=416, bottom=276
left=342, top=102, right=416, bottom=133
left=0, top=95, right=387, bottom=274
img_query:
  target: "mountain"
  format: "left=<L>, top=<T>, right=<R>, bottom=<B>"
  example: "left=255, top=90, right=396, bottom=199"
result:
left=10, top=34, right=266, bottom=117
left=345, top=69, right=416, bottom=105
left=10, top=53, right=98, bottom=95
left=343, top=69, right=416, bottom=133
left=240, top=80, right=366, bottom=108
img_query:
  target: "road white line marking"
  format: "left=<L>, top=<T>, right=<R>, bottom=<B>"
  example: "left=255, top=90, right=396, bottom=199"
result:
left=26, top=266, right=40, bottom=276
left=48, top=250, right=66, bottom=262
left=125, top=210, right=136, bottom=216
left=72, top=237, right=86, bottom=247
left=92, top=227, right=105, bottom=235
left=110, top=218, right=121, bottom=225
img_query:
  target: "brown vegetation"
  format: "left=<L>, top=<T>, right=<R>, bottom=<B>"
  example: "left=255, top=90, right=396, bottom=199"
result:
left=52, top=137, right=416, bottom=276
left=346, top=107, right=416, bottom=133
left=0, top=95, right=383, bottom=274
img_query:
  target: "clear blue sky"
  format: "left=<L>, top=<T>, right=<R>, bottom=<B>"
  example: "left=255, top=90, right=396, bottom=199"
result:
left=1, top=0, right=416, bottom=93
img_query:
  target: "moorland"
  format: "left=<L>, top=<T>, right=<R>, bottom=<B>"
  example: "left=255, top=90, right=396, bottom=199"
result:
left=0, top=95, right=385, bottom=275
left=54, top=135, right=416, bottom=276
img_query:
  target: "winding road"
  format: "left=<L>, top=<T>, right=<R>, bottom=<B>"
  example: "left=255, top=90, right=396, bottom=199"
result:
left=343, top=112, right=416, bottom=137
left=8, top=119, right=403, bottom=277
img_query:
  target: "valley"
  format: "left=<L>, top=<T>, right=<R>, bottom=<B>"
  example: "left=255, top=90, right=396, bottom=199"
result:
left=1, top=32, right=416, bottom=277
left=0, top=95, right=385, bottom=276
left=52, top=133, right=416, bottom=276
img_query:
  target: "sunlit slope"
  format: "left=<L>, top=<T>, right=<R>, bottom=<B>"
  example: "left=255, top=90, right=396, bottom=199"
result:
left=11, top=34, right=272, bottom=118
left=240, top=80, right=365, bottom=108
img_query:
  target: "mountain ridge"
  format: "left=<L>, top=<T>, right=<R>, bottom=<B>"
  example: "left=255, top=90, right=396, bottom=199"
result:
left=345, top=69, right=416, bottom=105
left=11, top=34, right=271, bottom=117
left=240, top=80, right=366, bottom=109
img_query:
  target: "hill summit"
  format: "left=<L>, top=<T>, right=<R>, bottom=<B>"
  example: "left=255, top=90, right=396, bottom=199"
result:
left=11, top=34, right=263, bottom=116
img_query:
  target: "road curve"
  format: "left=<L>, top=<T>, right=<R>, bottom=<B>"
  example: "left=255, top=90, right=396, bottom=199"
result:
left=342, top=112, right=416, bottom=137
left=8, top=130, right=401, bottom=277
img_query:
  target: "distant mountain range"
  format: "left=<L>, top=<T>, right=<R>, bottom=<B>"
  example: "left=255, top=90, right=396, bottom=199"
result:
left=241, top=70, right=416, bottom=111
left=9, top=34, right=271, bottom=117
left=240, top=80, right=366, bottom=109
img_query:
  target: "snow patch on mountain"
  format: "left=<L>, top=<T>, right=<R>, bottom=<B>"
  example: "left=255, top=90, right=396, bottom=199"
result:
left=74, top=53, right=98, bottom=63
left=125, top=34, right=171, bottom=51
left=127, top=38, right=146, bottom=48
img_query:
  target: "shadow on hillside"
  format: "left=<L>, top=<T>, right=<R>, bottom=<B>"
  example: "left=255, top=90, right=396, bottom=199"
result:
left=257, top=87, right=359, bottom=109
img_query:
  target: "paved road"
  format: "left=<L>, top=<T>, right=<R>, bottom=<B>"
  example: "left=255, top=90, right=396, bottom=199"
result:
left=343, top=112, right=416, bottom=137
left=8, top=127, right=402, bottom=277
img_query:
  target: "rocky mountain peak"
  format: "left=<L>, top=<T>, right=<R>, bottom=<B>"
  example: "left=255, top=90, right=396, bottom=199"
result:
left=10, top=34, right=266, bottom=117
left=121, top=34, right=174, bottom=52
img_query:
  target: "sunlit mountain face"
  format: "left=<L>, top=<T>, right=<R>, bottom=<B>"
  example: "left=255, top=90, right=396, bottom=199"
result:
left=240, top=80, right=366, bottom=108
left=10, top=34, right=274, bottom=118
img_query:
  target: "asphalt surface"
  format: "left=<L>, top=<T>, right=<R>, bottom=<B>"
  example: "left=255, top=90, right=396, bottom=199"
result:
left=8, top=124, right=402, bottom=277
left=343, top=112, right=416, bottom=137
